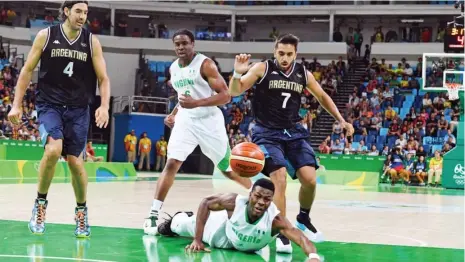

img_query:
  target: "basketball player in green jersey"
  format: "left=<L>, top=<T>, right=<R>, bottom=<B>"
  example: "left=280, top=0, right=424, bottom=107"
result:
left=156, top=178, right=321, bottom=262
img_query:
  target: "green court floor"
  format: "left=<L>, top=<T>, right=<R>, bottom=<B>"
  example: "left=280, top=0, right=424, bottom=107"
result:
left=0, top=220, right=462, bottom=262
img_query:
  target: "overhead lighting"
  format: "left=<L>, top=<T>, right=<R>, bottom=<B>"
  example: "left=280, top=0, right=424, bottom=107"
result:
left=401, top=19, right=424, bottom=23
left=128, top=14, right=150, bottom=19
left=45, top=7, right=59, bottom=11
left=311, top=18, right=329, bottom=23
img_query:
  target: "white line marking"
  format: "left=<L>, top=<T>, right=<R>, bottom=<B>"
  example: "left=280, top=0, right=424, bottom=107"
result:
left=0, top=255, right=116, bottom=262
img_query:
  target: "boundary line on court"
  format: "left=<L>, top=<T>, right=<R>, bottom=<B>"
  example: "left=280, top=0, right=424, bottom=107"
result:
left=0, top=254, right=116, bottom=262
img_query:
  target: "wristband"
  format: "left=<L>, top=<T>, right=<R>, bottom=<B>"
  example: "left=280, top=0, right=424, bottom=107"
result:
left=309, top=253, right=320, bottom=260
left=233, top=71, right=242, bottom=79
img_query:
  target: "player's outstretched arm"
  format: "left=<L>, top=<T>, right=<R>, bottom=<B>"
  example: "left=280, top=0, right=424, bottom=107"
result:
left=91, top=35, right=111, bottom=128
left=272, top=214, right=321, bottom=261
left=12, top=29, right=47, bottom=109
left=228, top=56, right=265, bottom=97
left=91, top=35, right=110, bottom=108
left=305, top=70, right=354, bottom=136
left=188, top=193, right=237, bottom=252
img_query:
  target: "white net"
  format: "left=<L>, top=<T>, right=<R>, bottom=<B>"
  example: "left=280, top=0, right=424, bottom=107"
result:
left=445, top=83, right=462, bottom=101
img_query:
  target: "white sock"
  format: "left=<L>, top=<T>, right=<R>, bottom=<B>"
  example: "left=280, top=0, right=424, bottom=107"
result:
left=150, top=199, right=163, bottom=215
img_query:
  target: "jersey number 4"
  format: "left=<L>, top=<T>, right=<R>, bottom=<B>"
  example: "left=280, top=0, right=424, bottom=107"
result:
left=281, top=92, right=291, bottom=108
left=63, top=62, right=74, bottom=77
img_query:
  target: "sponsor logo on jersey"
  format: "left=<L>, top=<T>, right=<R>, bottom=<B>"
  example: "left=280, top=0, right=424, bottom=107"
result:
left=53, top=40, right=60, bottom=44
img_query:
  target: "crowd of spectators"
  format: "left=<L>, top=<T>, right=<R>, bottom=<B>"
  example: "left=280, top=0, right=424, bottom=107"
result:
left=322, top=55, right=461, bottom=156
left=0, top=55, right=40, bottom=141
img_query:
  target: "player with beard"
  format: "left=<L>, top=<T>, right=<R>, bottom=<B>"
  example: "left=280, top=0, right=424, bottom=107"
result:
left=8, top=1, right=110, bottom=237
left=228, top=34, right=353, bottom=252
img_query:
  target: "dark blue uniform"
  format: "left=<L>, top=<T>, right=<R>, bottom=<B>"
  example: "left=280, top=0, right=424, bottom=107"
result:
left=251, top=60, right=318, bottom=179
left=36, top=24, right=97, bottom=157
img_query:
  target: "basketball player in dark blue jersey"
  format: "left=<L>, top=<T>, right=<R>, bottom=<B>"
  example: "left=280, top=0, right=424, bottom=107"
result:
left=229, top=34, right=353, bottom=253
left=8, top=1, right=110, bottom=237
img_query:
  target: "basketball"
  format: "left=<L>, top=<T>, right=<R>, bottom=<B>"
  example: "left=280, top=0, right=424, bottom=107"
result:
left=230, top=142, right=265, bottom=177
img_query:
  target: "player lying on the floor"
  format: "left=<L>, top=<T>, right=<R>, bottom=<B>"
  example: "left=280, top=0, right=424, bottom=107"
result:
left=156, top=178, right=321, bottom=262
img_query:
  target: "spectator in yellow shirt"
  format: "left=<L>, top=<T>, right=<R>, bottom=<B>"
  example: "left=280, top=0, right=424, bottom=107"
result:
left=312, top=66, right=322, bottom=82
left=138, top=132, right=152, bottom=171
left=124, top=130, right=137, bottom=163
left=156, top=136, right=168, bottom=172
left=428, top=150, right=443, bottom=187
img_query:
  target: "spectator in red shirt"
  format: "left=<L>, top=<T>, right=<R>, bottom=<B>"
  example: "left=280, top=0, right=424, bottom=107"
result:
left=421, top=28, right=431, bottom=42
left=388, top=119, right=401, bottom=137
left=85, top=141, right=104, bottom=162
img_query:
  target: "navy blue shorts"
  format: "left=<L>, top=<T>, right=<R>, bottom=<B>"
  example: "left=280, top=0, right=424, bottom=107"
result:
left=37, top=103, right=90, bottom=157
left=251, top=123, right=319, bottom=180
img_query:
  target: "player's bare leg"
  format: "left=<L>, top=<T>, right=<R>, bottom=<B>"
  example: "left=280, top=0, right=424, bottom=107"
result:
left=221, top=171, right=252, bottom=189
left=144, top=158, right=183, bottom=235
left=29, top=137, right=62, bottom=235
left=269, top=167, right=292, bottom=253
left=296, top=166, right=324, bottom=243
left=67, top=153, right=90, bottom=237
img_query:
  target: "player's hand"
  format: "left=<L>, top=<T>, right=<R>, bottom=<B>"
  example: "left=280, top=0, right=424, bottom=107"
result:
left=95, top=106, right=109, bottom=129
left=341, top=121, right=354, bottom=137
left=234, top=54, right=251, bottom=74
left=185, top=240, right=211, bottom=253
left=164, top=114, right=175, bottom=128
left=8, top=106, right=22, bottom=126
left=179, top=94, right=199, bottom=109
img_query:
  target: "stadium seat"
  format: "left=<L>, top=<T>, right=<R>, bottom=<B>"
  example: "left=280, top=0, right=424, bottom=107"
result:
left=158, top=76, right=166, bottom=83
left=354, top=134, right=363, bottom=142
left=351, top=142, right=360, bottom=150
left=377, top=135, right=386, bottom=144
left=376, top=143, right=384, bottom=151
left=437, top=129, right=448, bottom=138
left=156, top=62, right=165, bottom=73
left=380, top=128, right=388, bottom=137
left=423, top=136, right=433, bottom=145
left=431, top=145, right=442, bottom=155
left=368, top=130, right=377, bottom=136
left=383, top=121, right=391, bottom=128
left=367, top=135, right=376, bottom=144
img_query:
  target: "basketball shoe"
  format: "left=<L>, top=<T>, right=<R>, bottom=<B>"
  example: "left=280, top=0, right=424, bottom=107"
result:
left=156, top=211, right=194, bottom=237
left=276, top=233, right=293, bottom=253
left=74, top=206, right=91, bottom=238
left=295, top=214, right=324, bottom=243
left=28, top=198, right=48, bottom=234
left=143, top=211, right=160, bottom=236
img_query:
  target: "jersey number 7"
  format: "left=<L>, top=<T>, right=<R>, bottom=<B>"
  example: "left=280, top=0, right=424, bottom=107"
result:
left=281, top=92, right=291, bottom=108
left=63, top=62, right=74, bottom=77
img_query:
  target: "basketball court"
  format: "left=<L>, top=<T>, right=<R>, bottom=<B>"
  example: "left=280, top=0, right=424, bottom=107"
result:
left=0, top=173, right=463, bottom=261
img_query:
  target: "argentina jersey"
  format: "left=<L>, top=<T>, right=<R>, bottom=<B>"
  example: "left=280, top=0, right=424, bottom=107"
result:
left=253, top=60, right=308, bottom=129
left=36, top=24, right=97, bottom=107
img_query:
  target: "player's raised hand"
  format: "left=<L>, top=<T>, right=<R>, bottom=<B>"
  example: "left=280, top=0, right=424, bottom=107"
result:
left=341, top=121, right=354, bottom=137
left=95, top=106, right=109, bottom=129
left=234, top=53, right=251, bottom=74
left=8, top=106, right=22, bottom=126
left=185, top=239, right=211, bottom=253
left=164, top=114, right=175, bottom=128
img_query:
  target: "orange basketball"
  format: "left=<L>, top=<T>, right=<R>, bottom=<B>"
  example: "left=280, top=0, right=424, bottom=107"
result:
left=230, top=142, right=265, bottom=177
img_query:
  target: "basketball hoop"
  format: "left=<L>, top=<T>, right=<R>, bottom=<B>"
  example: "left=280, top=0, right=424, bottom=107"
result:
left=445, top=82, right=462, bottom=100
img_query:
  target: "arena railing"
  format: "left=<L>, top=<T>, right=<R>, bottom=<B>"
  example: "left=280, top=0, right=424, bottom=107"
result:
left=112, top=96, right=171, bottom=115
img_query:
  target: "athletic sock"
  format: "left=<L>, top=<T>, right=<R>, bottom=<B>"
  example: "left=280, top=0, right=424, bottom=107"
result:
left=278, top=233, right=290, bottom=245
left=77, top=202, right=86, bottom=208
left=37, top=192, right=47, bottom=200
left=150, top=199, right=163, bottom=216
left=299, top=207, right=310, bottom=216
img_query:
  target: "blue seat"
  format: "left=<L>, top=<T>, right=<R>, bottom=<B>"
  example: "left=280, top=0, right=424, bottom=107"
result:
left=431, top=145, right=442, bottom=155
left=158, top=76, right=166, bottom=82
left=367, top=135, right=376, bottom=144
left=383, top=121, right=391, bottom=128
left=156, top=62, right=165, bottom=73
left=445, top=115, right=451, bottom=122
left=368, top=130, right=378, bottom=136
left=351, top=142, right=360, bottom=150
left=376, top=143, right=385, bottom=151
left=354, top=134, right=363, bottom=142
left=377, top=135, right=386, bottom=144
left=437, top=129, right=448, bottom=138
left=380, top=128, right=388, bottom=137
left=423, top=136, right=433, bottom=145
